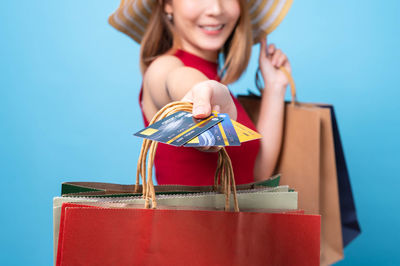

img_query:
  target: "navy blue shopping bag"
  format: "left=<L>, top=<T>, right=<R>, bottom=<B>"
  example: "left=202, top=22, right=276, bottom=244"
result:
left=323, top=105, right=361, bottom=247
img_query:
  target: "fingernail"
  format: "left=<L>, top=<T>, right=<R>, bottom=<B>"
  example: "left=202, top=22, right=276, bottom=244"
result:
left=194, top=106, right=205, bottom=116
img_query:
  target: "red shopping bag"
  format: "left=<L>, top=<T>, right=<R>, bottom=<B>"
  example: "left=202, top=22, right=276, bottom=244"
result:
left=56, top=203, right=320, bottom=266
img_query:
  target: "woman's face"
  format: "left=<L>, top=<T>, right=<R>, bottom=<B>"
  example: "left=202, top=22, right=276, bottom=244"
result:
left=165, top=0, right=241, bottom=60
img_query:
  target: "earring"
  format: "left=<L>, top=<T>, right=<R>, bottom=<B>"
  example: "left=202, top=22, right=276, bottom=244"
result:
left=166, top=13, right=173, bottom=22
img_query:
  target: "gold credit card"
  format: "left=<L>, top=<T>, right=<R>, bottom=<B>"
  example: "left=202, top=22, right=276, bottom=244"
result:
left=231, top=119, right=262, bottom=143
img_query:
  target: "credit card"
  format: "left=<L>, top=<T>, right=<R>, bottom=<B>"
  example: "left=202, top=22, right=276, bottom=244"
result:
left=184, top=113, right=240, bottom=147
left=217, top=114, right=240, bottom=146
left=231, top=119, right=262, bottom=143
left=134, top=111, right=223, bottom=146
left=184, top=124, right=224, bottom=147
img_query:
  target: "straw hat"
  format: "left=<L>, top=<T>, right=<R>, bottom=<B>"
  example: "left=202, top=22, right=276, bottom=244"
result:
left=109, top=0, right=293, bottom=44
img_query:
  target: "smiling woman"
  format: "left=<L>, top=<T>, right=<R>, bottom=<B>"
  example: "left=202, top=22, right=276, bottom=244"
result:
left=0, top=0, right=397, bottom=264
left=141, top=0, right=251, bottom=85
left=108, top=0, right=293, bottom=186
left=163, top=0, right=241, bottom=61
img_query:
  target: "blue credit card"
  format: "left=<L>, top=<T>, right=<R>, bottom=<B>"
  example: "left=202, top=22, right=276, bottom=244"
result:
left=134, top=111, right=223, bottom=146
left=184, top=113, right=240, bottom=147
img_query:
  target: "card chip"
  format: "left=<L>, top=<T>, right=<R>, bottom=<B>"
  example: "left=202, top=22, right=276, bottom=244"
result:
left=140, top=128, right=159, bottom=136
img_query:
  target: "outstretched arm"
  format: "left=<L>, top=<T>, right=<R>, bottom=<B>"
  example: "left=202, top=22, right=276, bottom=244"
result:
left=143, top=54, right=237, bottom=121
left=142, top=54, right=237, bottom=154
left=254, top=39, right=291, bottom=181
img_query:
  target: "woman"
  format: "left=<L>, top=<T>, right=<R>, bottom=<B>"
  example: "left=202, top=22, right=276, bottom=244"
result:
left=109, top=0, right=292, bottom=185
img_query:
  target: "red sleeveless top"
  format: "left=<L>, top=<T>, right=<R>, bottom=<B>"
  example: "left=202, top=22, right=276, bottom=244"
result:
left=139, top=49, right=260, bottom=185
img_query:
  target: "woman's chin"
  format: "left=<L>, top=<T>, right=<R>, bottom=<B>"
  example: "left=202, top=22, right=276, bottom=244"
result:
left=197, top=41, right=227, bottom=53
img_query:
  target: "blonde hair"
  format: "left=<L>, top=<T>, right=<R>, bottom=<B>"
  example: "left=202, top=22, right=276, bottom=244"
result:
left=140, top=0, right=252, bottom=85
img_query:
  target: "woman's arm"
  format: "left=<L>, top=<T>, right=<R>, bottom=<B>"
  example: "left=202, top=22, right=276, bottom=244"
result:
left=253, top=39, right=291, bottom=181
left=142, top=54, right=237, bottom=122
left=142, top=55, right=206, bottom=120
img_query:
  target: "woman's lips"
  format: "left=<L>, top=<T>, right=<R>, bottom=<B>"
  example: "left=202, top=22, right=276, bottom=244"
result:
left=199, top=24, right=225, bottom=35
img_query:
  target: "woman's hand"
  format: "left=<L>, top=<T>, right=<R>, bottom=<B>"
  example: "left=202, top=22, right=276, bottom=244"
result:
left=181, top=80, right=237, bottom=152
left=259, top=38, right=291, bottom=92
left=182, top=80, right=237, bottom=120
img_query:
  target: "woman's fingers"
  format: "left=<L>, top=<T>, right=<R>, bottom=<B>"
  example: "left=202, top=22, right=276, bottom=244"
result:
left=212, top=104, right=221, bottom=113
left=258, top=38, right=291, bottom=92
left=260, top=39, right=267, bottom=58
left=180, top=80, right=237, bottom=153
left=267, top=46, right=290, bottom=69
left=196, top=146, right=222, bottom=153
left=261, top=38, right=289, bottom=69
left=260, top=41, right=286, bottom=68
left=191, top=83, right=212, bottom=118
left=271, top=49, right=283, bottom=66
left=181, top=80, right=237, bottom=120
left=268, top=43, right=275, bottom=56
left=260, top=38, right=276, bottom=60
left=276, top=53, right=288, bottom=68
left=259, top=39, right=275, bottom=74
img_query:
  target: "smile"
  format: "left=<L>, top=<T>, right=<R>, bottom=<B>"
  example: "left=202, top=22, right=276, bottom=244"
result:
left=199, top=24, right=225, bottom=31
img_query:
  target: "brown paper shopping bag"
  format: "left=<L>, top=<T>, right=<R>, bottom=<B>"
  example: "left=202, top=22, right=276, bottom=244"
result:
left=238, top=71, right=343, bottom=265
left=278, top=102, right=343, bottom=265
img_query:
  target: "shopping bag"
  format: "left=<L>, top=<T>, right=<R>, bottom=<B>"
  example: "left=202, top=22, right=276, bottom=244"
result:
left=239, top=95, right=361, bottom=247
left=278, top=102, right=343, bottom=265
left=321, top=105, right=361, bottom=247
left=53, top=184, right=299, bottom=261
left=60, top=174, right=281, bottom=197
left=237, top=72, right=360, bottom=265
left=54, top=101, right=320, bottom=265
left=53, top=173, right=284, bottom=260
left=56, top=203, right=320, bottom=266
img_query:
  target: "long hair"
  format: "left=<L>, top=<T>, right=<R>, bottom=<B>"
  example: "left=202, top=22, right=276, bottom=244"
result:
left=140, top=0, right=253, bottom=85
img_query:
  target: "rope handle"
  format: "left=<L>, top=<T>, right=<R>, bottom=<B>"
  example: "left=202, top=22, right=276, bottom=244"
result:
left=279, top=67, right=296, bottom=105
left=136, top=101, right=239, bottom=212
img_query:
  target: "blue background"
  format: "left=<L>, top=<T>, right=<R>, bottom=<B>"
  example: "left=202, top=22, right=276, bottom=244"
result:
left=1, top=0, right=399, bottom=265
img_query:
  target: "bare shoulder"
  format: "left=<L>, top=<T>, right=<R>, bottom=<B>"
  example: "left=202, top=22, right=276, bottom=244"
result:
left=144, top=55, right=184, bottom=87
left=143, top=53, right=209, bottom=114
left=143, top=55, right=184, bottom=108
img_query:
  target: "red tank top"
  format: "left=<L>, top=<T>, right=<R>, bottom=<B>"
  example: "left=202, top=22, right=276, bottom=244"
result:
left=139, top=49, right=260, bottom=185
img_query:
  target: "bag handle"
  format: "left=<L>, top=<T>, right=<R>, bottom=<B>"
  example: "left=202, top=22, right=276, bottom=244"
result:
left=136, top=101, right=239, bottom=212
left=279, top=67, right=296, bottom=105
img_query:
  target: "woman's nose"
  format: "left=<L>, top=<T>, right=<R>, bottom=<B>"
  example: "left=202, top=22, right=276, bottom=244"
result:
left=205, top=0, right=223, bottom=16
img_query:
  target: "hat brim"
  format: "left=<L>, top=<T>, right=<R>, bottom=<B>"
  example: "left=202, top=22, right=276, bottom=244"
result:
left=109, top=0, right=293, bottom=44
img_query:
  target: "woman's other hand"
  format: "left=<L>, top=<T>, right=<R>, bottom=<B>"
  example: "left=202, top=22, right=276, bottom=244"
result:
left=259, top=38, right=291, bottom=92
left=253, top=38, right=291, bottom=180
